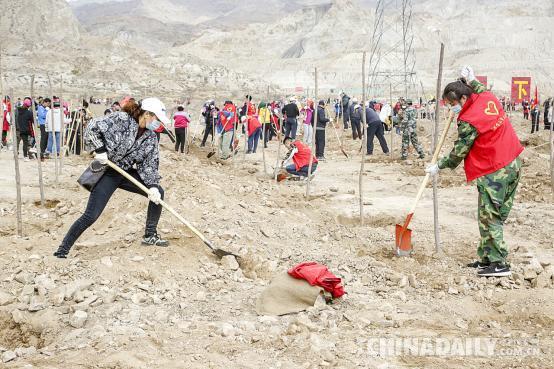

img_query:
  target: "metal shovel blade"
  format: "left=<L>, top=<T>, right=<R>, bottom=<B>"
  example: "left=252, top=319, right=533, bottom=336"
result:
left=213, top=248, right=239, bottom=259
left=395, top=212, right=414, bottom=257
left=395, top=223, right=412, bottom=256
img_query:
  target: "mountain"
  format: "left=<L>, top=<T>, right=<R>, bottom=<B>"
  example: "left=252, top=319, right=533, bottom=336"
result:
left=0, top=0, right=270, bottom=100
left=179, top=0, right=554, bottom=96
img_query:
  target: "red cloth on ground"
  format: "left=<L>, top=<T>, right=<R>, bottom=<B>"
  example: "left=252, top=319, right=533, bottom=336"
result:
left=288, top=262, right=345, bottom=298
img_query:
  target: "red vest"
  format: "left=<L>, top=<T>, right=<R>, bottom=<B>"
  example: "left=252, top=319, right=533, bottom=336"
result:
left=459, top=91, right=523, bottom=182
left=219, top=104, right=237, bottom=132
left=247, top=117, right=261, bottom=135
left=292, top=141, right=317, bottom=170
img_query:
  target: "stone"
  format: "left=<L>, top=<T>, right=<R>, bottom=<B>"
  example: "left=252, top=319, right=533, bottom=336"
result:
left=28, top=296, right=46, bottom=312
left=329, top=186, right=339, bottom=193
left=69, top=310, right=88, bottom=328
left=408, top=274, right=417, bottom=288
left=20, top=284, right=35, bottom=297
left=101, top=256, right=113, bottom=268
left=218, top=323, right=235, bottom=337
left=14, top=272, right=34, bottom=284
left=221, top=255, right=240, bottom=271
left=15, top=346, right=37, bottom=357
left=533, top=273, right=551, bottom=289
left=0, top=290, right=15, bottom=306
left=2, top=350, right=16, bottom=363
left=447, top=287, right=459, bottom=295
left=398, top=276, right=408, bottom=288
left=522, top=266, right=537, bottom=281
left=130, top=256, right=144, bottom=262
left=195, top=291, right=207, bottom=301
left=64, top=279, right=94, bottom=300
left=34, top=275, right=56, bottom=291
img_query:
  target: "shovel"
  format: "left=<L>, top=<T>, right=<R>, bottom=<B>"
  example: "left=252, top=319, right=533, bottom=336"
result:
left=106, top=160, right=238, bottom=259
left=326, top=106, right=349, bottom=158
left=395, top=112, right=455, bottom=256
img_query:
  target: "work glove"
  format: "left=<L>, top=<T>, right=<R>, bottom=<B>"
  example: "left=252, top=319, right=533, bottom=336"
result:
left=94, top=152, right=108, bottom=165
left=425, top=163, right=440, bottom=176
left=148, top=187, right=162, bottom=205
left=460, top=66, right=475, bottom=82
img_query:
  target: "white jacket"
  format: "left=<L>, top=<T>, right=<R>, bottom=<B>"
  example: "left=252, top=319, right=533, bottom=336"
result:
left=45, top=108, right=70, bottom=132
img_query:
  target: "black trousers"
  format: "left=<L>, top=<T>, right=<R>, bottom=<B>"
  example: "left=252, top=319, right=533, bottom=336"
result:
left=201, top=122, right=214, bottom=146
left=175, top=128, right=186, bottom=152
left=351, top=119, right=362, bottom=139
left=284, top=118, right=298, bottom=139
left=367, top=121, right=389, bottom=154
left=40, top=125, right=48, bottom=157
left=263, top=123, right=271, bottom=146
left=59, top=168, right=164, bottom=253
left=531, top=114, right=539, bottom=133
left=17, top=131, right=31, bottom=158
left=315, top=128, right=326, bottom=158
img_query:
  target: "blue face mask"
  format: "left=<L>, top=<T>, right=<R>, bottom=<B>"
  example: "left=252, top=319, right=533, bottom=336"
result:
left=451, top=104, right=462, bottom=114
left=146, top=119, right=161, bottom=131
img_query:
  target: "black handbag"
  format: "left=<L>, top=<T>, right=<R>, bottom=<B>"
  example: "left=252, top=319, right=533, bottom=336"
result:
left=77, top=160, right=107, bottom=192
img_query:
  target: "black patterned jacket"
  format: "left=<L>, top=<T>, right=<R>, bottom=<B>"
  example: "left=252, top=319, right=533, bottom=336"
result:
left=85, top=112, right=161, bottom=187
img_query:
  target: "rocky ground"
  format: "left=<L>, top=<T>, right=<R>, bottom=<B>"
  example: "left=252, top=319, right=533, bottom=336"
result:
left=0, top=111, right=552, bottom=368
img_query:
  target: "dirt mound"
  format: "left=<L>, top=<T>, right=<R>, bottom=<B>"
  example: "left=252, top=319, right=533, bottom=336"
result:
left=0, top=311, right=44, bottom=349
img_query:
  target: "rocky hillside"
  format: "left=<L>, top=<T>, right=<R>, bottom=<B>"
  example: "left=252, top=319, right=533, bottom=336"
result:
left=181, top=0, right=554, bottom=97
left=0, top=0, right=271, bottom=100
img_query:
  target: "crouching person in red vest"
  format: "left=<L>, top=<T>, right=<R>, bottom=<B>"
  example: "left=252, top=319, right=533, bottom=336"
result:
left=281, top=137, right=318, bottom=180
left=426, top=66, right=523, bottom=278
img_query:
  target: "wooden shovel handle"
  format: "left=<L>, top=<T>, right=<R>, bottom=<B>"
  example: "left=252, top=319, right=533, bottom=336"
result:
left=408, top=112, right=455, bottom=215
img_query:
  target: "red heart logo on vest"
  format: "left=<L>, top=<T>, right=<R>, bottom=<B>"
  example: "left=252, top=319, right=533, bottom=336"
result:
left=484, top=101, right=499, bottom=116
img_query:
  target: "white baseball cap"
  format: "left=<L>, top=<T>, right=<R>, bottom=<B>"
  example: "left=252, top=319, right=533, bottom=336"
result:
left=141, top=98, right=169, bottom=125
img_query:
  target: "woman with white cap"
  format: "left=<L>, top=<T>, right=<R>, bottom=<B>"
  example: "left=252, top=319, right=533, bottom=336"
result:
left=54, top=98, right=171, bottom=258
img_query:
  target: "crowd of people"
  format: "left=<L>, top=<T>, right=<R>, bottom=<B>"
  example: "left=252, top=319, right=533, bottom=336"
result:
left=1, top=95, right=94, bottom=161
left=1, top=66, right=544, bottom=277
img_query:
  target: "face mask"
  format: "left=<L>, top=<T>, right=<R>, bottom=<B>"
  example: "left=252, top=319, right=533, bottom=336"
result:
left=146, top=119, right=161, bottom=131
left=451, top=104, right=462, bottom=114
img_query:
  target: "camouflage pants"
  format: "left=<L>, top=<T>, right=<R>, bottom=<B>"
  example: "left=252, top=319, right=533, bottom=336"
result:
left=476, top=157, right=521, bottom=264
left=401, top=124, right=424, bottom=158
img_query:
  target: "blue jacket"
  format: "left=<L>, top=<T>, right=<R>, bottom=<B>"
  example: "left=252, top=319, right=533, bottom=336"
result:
left=37, top=105, right=47, bottom=126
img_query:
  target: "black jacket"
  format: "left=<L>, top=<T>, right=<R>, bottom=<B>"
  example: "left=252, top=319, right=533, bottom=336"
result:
left=349, top=104, right=362, bottom=124
left=282, top=103, right=299, bottom=119
left=366, top=107, right=381, bottom=125
left=316, top=106, right=329, bottom=128
left=16, top=107, right=33, bottom=133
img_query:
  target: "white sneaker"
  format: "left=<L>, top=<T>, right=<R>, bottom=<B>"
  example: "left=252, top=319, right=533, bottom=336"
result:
left=24, top=157, right=30, bottom=162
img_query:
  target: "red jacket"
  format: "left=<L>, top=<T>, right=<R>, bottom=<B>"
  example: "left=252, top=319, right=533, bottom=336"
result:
left=173, top=111, right=190, bottom=128
left=219, top=103, right=237, bottom=132
left=288, top=262, right=345, bottom=298
left=247, top=116, right=261, bottom=136
left=291, top=140, right=317, bottom=171
left=459, top=91, right=523, bottom=182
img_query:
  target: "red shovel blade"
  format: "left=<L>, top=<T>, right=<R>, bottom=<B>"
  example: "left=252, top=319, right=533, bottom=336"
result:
left=395, top=212, right=413, bottom=256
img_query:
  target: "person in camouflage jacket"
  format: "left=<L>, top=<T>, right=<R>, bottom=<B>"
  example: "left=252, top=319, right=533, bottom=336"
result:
left=400, top=99, right=425, bottom=159
left=426, top=66, right=524, bottom=277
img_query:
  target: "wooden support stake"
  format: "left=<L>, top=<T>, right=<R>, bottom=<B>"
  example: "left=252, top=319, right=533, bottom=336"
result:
left=273, top=112, right=282, bottom=181
left=47, top=74, right=59, bottom=182
left=10, top=88, right=23, bottom=236
left=359, top=52, right=367, bottom=224
left=389, top=81, right=394, bottom=157
left=262, top=89, right=268, bottom=175
left=59, top=75, right=64, bottom=174
left=305, top=67, right=318, bottom=198
left=432, top=43, right=445, bottom=253
left=30, top=75, right=45, bottom=205
left=550, top=105, right=553, bottom=198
